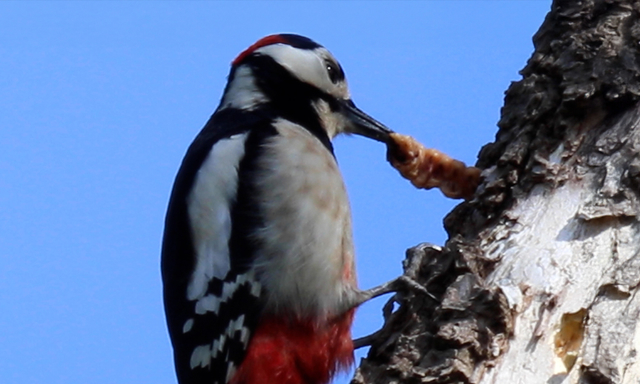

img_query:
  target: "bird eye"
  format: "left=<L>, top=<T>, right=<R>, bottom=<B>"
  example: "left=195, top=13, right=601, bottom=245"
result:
left=326, top=61, right=341, bottom=84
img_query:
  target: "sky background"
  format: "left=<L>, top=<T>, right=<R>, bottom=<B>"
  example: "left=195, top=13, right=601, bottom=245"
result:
left=0, top=2, right=551, bottom=383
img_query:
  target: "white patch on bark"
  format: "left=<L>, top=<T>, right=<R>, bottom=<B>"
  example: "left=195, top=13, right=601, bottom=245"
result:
left=479, top=172, right=640, bottom=383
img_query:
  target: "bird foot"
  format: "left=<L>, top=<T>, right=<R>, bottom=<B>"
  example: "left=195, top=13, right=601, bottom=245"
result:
left=351, top=277, right=431, bottom=350
left=356, top=274, right=431, bottom=307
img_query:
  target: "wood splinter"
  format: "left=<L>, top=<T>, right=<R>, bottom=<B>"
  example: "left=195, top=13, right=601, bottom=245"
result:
left=386, top=133, right=481, bottom=200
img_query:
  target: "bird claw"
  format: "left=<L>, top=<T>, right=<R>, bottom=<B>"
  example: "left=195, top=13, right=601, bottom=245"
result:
left=395, top=275, right=431, bottom=297
left=351, top=275, right=437, bottom=350
left=353, top=331, right=381, bottom=349
left=355, top=274, right=432, bottom=307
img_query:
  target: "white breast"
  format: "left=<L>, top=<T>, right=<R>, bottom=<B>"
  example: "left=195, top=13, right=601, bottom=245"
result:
left=252, top=118, right=357, bottom=319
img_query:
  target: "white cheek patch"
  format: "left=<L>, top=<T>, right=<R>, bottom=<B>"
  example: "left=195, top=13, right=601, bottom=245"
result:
left=312, top=99, right=349, bottom=138
left=256, top=45, right=349, bottom=98
left=186, top=133, right=249, bottom=301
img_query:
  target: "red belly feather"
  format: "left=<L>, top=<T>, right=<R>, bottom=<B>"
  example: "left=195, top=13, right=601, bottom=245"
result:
left=230, top=309, right=355, bottom=384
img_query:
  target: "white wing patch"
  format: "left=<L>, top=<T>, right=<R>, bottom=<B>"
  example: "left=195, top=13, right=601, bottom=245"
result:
left=190, top=344, right=213, bottom=369
left=182, top=318, right=194, bottom=333
left=225, top=363, right=237, bottom=384
left=187, top=133, right=249, bottom=301
left=194, top=271, right=262, bottom=315
left=189, top=314, right=250, bottom=370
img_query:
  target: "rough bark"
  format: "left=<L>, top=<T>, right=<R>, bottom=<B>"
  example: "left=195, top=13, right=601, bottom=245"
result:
left=353, top=1, right=640, bottom=383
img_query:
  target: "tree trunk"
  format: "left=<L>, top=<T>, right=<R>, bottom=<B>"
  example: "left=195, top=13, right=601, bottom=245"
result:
left=353, top=1, right=640, bottom=383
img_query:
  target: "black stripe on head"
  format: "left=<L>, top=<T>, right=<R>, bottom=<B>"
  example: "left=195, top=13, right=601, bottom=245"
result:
left=278, top=34, right=321, bottom=50
left=242, top=54, right=335, bottom=154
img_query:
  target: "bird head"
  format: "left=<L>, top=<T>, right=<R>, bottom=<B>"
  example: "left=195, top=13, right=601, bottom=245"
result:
left=218, top=33, right=393, bottom=143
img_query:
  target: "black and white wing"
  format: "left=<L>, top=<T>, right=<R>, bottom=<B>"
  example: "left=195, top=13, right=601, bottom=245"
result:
left=161, top=109, right=273, bottom=384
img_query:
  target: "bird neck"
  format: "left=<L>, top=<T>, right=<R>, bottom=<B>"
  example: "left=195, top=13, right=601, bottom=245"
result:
left=219, top=66, right=269, bottom=111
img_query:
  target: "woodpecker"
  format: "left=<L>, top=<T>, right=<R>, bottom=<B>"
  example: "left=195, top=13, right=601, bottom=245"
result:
left=162, top=34, right=406, bottom=384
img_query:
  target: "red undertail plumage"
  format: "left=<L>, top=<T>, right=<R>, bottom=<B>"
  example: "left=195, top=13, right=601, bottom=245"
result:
left=230, top=309, right=355, bottom=384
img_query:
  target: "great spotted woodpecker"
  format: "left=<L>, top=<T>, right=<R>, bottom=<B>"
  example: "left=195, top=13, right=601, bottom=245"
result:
left=162, top=34, right=409, bottom=384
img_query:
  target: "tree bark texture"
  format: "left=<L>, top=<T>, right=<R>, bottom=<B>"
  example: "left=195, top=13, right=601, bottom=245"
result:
left=353, top=1, right=640, bottom=383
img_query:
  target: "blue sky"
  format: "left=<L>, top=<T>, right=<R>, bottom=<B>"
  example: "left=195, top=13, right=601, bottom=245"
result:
left=0, top=2, right=550, bottom=383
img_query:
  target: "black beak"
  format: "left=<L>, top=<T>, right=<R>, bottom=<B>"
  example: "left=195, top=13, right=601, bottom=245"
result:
left=341, top=100, right=393, bottom=143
